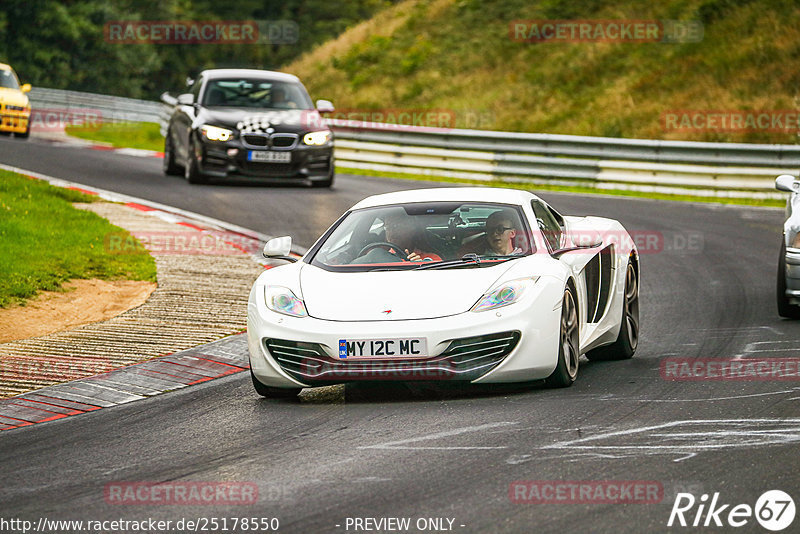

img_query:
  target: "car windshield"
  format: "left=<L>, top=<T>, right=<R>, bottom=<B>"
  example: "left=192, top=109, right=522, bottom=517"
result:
left=310, top=201, right=534, bottom=272
left=0, top=69, right=20, bottom=90
left=202, top=78, right=313, bottom=109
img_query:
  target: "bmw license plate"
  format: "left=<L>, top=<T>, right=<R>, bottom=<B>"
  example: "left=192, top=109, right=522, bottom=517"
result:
left=338, top=338, right=428, bottom=359
left=247, top=151, right=291, bottom=163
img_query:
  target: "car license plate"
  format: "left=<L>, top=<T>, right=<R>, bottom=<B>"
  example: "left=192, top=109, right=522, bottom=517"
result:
left=338, top=338, right=428, bottom=359
left=247, top=151, right=291, bottom=163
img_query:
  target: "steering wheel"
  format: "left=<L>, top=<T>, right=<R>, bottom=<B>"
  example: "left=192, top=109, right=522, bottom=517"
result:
left=357, top=241, right=408, bottom=260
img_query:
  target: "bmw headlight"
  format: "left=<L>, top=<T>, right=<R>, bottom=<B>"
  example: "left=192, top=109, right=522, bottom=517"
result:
left=471, top=278, right=538, bottom=312
left=200, top=124, right=234, bottom=142
left=264, top=286, right=308, bottom=317
left=302, top=130, right=331, bottom=146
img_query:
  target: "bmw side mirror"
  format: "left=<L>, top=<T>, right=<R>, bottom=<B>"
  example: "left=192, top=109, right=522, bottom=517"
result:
left=775, top=174, right=799, bottom=193
left=20, top=83, right=31, bottom=93
left=316, top=99, right=335, bottom=113
left=177, top=93, right=194, bottom=105
left=263, top=236, right=297, bottom=262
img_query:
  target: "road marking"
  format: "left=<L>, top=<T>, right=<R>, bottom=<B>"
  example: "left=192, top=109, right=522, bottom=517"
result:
left=359, top=422, right=517, bottom=450
left=541, top=419, right=800, bottom=459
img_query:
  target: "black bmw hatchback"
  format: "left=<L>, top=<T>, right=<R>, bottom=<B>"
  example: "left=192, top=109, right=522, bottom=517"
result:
left=163, top=69, right=335, bottom=187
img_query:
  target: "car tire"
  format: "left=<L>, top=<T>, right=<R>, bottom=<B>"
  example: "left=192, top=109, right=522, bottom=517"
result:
left=163, top=130, right=182, bottom=175
left=184, top=139, right=207, bottom=184
left=311, top=170, right=334, bottom=188
left=777, top=240, right=800, bottom=318
left=545, top=285, right=580, bottom=388
left=17, top=121, right=30, bottom=139
left=250, top=369, right=301, bottom=399
left=586, top=259, right=639, bottom=361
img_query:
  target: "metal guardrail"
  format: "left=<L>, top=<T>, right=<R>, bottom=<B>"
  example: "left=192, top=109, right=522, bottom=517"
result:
left=28, top=87, right=162, bottom=124
left=27, top=87, right=799, bottom=193
left=329, top=120, right=800, bottom=191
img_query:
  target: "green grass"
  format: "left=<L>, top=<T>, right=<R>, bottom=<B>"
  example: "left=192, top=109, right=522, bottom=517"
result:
left=65, top=122, right=163, bottom=152
left=336, top=165, right=786, bottom=208
left=0, top=170, right=157, bottom=308
left=287, top=0, right=800, bottom=144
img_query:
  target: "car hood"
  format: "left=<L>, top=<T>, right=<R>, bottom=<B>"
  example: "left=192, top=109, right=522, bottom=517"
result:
left=0, top=88, right=28, bottom=108
left=299, top=263, right=514, bottom=321
left=198, top=108, right=321, bottom=134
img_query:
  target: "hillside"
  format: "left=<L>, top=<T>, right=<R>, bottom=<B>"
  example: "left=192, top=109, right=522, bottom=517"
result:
left=285, top=0, right=800, bottom=143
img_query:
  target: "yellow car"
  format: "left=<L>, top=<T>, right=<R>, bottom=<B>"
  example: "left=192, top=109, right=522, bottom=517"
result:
left=0, top=63, right=31, bottom=138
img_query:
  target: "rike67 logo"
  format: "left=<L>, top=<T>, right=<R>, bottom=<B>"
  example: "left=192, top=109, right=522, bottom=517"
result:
left=668, top=490, right=795, bottom=531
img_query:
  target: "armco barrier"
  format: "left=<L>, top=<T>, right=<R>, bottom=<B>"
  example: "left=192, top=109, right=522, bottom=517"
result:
left=25, top=87, right=800, bottom=192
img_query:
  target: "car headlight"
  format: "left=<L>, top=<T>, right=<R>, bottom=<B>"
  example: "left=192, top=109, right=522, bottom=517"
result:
left=264, top=286, right=308, bottom=317
left=470, top=277, right=538, bottom=312
left=303, top=130, right=331, bottom=146
left=200, top=124, right=234, bottom=141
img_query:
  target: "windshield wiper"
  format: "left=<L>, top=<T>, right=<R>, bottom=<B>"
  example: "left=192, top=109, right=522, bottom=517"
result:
left=413, top=254, right=482, bottom=271
left=413, top=253, right=522, bottom=271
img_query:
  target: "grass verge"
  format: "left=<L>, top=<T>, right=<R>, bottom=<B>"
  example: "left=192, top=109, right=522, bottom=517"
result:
left=336, top=166, right=786, bottom=208
left=65, top=122, right=163, bottom=152
left=0, top=170, right=157, bottom=308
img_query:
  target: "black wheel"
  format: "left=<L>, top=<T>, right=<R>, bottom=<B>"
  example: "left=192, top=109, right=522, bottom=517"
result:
left=586, top=259, right=639, bottom=361
left=311, top=171, right=334, bottom=188
left=777, top=240, right=800, bottom=318
left=545, top=285, right=580, bottom=388
left=250, top=369, right=301, bottom=399
left=184, top=139, right=207, bottom=184
left=163, top=130, right=182, bottom=175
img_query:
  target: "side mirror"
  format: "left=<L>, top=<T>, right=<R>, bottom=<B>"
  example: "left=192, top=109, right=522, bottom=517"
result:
left=775, top=174, right=799, bottom=193
left=316, top=99, right=335, bottom=113
left=570, top=230, right=603, bottom=248
left=177, top=93, right=194, bottom=105
left=263, top=236, right=295, bottom=261
left=20, top=83, right=31, bottom=93
left=565, top=220, right=603, bottom=248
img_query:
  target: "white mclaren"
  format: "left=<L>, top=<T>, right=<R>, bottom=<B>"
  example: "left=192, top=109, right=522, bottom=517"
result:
left=247, top=188, right=640, bottom=397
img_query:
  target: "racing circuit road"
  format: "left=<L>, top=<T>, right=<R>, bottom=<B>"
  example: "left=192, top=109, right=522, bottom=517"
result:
left=1, top=135, right=799, bottom=533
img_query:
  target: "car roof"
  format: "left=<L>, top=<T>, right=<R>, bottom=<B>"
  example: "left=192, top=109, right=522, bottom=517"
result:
left=351, top=187, right=542, bottom=210
left=0, top=63, right=12, bottom=71
left=199, top=69, right=300, bottom=83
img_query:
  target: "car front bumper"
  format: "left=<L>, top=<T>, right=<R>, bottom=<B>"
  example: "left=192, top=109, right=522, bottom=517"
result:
left=246, top=276, right=564, bottom=389
left=194, top=134, right=333, bottom=183
left=0, top=109, right=29, bottom=133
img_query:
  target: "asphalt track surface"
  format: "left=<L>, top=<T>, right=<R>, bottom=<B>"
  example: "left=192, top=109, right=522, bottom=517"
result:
left=1, top=134, right=799, bottom=533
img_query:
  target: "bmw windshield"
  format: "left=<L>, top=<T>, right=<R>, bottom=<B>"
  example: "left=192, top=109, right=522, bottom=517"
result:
left=202, top=78, right=313, bottom=109
left=309, top=202, right=534, bottom=272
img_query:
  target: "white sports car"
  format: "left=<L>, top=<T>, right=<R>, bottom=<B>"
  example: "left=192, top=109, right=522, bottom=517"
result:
left=247, top=187, right=640, bottom=397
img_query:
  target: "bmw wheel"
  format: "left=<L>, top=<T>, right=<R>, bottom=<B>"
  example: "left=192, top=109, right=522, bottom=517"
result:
left=163, top=130, right=182, bottom=175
